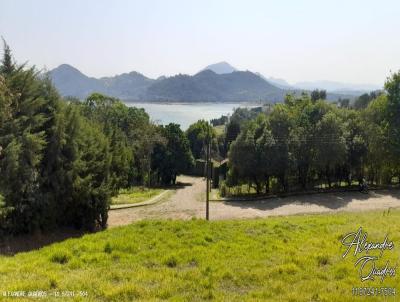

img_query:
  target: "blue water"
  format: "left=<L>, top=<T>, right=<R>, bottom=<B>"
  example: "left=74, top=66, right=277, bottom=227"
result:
left=126, top=102, right=259, bottom=129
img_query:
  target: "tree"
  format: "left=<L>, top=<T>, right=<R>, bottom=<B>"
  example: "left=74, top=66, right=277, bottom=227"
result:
left=80, top=92, right=170, bottom=188
left=186, top=120, right=215, bottom=159
left=268, top=104, right=292, bottom=191
left=385, top=71, right=400, bottom=160
left=353, top=91, right=381, bottom=110
left=225, top=120, right=241, bottom=148
left=338, top=98, right=350, bottom=108
left=0, top=44, right=113, bottom=234
left=222, top=71, right=400, bottom=194
left=0, top=55, right=52, bottom=233
left=342, top=110, right=367, bottom=185
left=0, top=39, right=14, bottom=75
left=152, top=123, right=194, bottom=185
left=311, top=89, right=327, bottom=102
left=62, top=107, right=111, bottom=229
left=229, top=117, right=273, bottom=194
left=314, top=112, right=346, bottom=187
left=0, top=75, right=11, bottom=135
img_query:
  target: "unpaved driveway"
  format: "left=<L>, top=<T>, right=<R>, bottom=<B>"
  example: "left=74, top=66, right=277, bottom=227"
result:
left=107, top=175, right=400, bottom=227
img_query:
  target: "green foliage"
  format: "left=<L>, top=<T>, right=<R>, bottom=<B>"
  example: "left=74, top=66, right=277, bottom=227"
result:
left=0, top=43, right=112, bottom=234
left=0, top=38, right=14, bottom=75
left=0, top=46, right=57, bottom=232
left=353, top=91, right=382, bottom=110
left=152, top=123, right=194, bottom=185
left=338, top=97, right=350, bottom=108
left=50, top=251, right=71, bottom=264
left=225, top=119, right=241, bottom=147
left=386, top=71, right=400, bottom=159
left=186, top=120, right=216, bottom=159
left=210, top=115, right=228, bottom=126
left=229, top=116, right=274, bottom=194
left=224, top=107, right=261, bottom=151
left=310, top=89, right=327, bottom=102
left=226, top=82, right=400, bottom=194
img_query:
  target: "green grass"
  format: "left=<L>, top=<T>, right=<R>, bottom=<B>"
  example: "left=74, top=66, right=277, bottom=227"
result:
left=111, top=187, right=164, bottom=205
left=1, top=210, right=399, bottom=301
left=213, top=125, right=225, bottom=136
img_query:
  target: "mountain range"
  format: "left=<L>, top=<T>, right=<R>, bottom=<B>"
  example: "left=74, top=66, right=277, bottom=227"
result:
left=49, top=62, right=376, bottom=103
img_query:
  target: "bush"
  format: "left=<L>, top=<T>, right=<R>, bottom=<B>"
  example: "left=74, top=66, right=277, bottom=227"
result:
left=104, top=243, right=113, bottom=254
left=50, top=251, right=71, bottom=264
left=219, top=181, right=227, bottom=197
left=163, top=255, right=178, bottom=268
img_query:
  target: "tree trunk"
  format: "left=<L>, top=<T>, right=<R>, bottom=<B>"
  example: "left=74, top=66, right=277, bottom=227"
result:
left=265, top=176, right=270, bottom=194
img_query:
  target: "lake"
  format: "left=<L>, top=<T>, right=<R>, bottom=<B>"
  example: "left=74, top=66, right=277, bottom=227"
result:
left=126, top=102, right=260, bottom=129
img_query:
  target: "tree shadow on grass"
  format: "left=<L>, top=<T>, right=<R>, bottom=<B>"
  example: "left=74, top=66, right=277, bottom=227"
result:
left=0, top=228, right=88, bottom=256
left=221, top=189, right=400, bottom=211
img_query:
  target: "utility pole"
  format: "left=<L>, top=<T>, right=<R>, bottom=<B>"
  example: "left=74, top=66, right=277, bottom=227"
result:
left=209, top=142, right=212, bottom=193
left=205, top=137, right=210, bottom=221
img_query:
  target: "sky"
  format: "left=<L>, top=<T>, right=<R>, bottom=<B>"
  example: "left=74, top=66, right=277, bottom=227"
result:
left=1, top=0, right=399, bottom=86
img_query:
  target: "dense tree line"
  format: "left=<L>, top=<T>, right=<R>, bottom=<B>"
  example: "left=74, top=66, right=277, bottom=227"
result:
left=2, top=41, right=399, bottom=234
left=224, top=75, right=400, bottom=194
left=0, top=44, right=194, bottom=235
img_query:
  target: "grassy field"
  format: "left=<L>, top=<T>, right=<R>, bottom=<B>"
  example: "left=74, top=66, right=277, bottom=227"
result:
left=0, top=210, right=399, bottom=301
left=111, top=187, right=164, bottom=205
left=213, top=125, right=225, bottom=136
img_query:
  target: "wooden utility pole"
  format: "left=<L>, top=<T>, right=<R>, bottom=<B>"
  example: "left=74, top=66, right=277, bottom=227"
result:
left=209, top=142, right=212, bottom=193
left=205, top=138, right=210, bottom=220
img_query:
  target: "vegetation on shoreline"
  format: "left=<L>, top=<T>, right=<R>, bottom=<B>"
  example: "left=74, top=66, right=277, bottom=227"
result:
left=0, top=210, right=398, bottom=301
left=220, top=73, right=400, bottom=195
left=2, top=39, right=400, bottom=238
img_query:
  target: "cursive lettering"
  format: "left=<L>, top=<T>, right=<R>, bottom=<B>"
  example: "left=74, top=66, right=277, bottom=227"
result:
left=355, top=256, right=397, bottom=282
left=342, top=227, right=394, bottom=258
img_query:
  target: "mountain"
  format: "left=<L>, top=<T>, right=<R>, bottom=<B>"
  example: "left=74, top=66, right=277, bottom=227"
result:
left=50, top=64, right=105, bottom=99
left=294, top=80, right=381, bottom=93
left=145, top=70, right=286, bottom=102
left=49, top=64, right=154, bottom=99
left=100, top=71, right=154, bottom=99
left=255, top=73, right=292, bottom=89
left=50, top=64, right=286, bottom=102
left=201, top=61, right=237, bottom=74
left=49, top=63, right=360, bottom=103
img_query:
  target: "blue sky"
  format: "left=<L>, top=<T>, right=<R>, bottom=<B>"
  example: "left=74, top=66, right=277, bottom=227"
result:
left=1, top=0, right=399, bottom=85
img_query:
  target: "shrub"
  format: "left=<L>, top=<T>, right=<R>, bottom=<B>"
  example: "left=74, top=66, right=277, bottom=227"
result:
left=163, top=255, right=178, bottom=268
left=50, top=252, right=71, bottom=264
left=219, top=181, right=227, bottom=197
left=104, top=242, right=113, bottom=254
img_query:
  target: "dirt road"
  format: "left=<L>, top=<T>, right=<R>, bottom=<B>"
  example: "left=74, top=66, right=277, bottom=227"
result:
left=107, top=175, right=400, bottom=227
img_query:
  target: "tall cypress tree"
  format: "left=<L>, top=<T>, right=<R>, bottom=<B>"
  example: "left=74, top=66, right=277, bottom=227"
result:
left=0, top=43, right=112, bottom=233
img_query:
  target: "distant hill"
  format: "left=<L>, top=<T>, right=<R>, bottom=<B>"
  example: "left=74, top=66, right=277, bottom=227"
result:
left=50, top=64, right=106, bottom=99
left=100, top=71, right=155, bottom=99
left=255, top=73, right=292, bottom=89
left=49, top=64, right=154, bottom=99
left=201, top=61, right=237, bottom=74
left=49, top=63, right=360, bottom=103
left=146, top=70, right=286, bottom=102
left=50, top=64, right=286, bottom=102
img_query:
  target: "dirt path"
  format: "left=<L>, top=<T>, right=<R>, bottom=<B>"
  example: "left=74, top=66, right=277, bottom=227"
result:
left=107, top=175, right=400, bottom=227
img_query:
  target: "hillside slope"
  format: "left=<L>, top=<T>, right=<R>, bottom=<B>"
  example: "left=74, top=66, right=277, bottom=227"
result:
left=1, top=210, right=398, bottom=301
